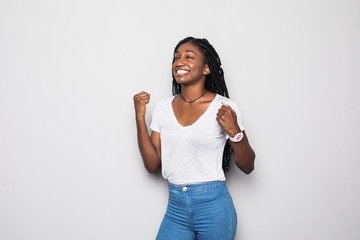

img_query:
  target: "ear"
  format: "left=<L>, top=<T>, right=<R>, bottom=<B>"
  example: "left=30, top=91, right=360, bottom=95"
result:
left=203, top=64, right=210, bottom=75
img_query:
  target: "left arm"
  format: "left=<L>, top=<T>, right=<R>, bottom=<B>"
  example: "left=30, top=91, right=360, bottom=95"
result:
left=216, top=103, right=255, bottom=174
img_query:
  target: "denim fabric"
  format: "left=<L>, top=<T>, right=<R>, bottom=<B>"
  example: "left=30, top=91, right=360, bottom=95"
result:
left=156, top=181, right=237, bottom=240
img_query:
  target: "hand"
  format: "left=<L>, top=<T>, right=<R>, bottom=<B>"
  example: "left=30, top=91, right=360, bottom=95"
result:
left=216, top=102, right=241, bottom=138
left=133, top=91, right=151, bottom=119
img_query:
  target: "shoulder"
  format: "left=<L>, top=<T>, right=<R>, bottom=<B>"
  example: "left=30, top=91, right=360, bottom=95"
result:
left=157, top=96, right=174, bottom=104
left=213, top=94, right=239, bottom=109
left=153, top=96, right=174, bottom=110
left=214, top=94, right=232, bottom=103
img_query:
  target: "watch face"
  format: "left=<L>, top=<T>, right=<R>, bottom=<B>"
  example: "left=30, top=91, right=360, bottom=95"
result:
left=236, top=134, right=242, bottom=141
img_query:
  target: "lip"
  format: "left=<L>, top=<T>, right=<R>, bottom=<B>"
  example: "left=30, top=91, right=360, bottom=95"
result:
left=174, top=68, right=190, bottom=77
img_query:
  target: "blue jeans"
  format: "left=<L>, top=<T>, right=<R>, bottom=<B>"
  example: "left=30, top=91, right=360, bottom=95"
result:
left=156, top=181, right=237, bottom=240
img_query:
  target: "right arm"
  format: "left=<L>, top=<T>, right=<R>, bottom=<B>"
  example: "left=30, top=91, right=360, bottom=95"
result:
left=134, top=91, right=161, bottom=173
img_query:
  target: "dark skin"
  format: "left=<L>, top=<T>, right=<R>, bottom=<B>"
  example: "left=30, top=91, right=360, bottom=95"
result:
left=134, top=42, right=255, bottom=174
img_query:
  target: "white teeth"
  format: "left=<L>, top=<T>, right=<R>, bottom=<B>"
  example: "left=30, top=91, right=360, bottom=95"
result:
left=177, top=70, right=189, bottom=74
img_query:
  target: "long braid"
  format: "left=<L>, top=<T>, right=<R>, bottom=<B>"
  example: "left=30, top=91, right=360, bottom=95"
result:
left=172, top=37, right=233, bottom=172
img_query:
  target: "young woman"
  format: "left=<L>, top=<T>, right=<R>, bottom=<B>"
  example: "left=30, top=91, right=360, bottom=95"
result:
left=134, top=37, right=255, bottom=240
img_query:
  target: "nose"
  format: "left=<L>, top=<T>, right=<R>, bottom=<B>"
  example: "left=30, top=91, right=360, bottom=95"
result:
left=175, top=60, right=185, bottom=68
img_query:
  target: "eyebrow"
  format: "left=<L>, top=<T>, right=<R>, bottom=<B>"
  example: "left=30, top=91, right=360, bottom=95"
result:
left=175, top=50, right=197, bottom=55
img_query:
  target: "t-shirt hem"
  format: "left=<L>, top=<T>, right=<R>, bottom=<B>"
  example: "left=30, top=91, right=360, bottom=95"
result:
left=167, top=178, right=226, bottom=186
left=149, top=126, right=160, bottom=133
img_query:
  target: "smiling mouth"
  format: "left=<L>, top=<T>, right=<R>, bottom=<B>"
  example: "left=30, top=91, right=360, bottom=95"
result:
left=175, top=69, right=190, bottom=77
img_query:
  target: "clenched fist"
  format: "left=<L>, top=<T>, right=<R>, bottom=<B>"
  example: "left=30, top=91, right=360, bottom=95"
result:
left=216, top=102, right=241, bottom=138
left=133, top=91, right=151, bottom=119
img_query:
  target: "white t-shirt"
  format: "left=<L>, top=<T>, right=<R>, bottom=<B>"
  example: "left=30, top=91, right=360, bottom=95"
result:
left=150, top=94, right=245, bottom=185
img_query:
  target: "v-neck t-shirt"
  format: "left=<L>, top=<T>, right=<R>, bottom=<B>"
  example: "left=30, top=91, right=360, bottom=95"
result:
left=150, top=94, right=245, bottom=185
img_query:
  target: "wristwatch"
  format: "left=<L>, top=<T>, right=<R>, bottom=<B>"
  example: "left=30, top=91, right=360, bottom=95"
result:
left=229, top=131, right=244, bottom=142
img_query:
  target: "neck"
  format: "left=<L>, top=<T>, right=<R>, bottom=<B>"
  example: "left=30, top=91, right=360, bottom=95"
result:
left=180, top=85, right=207, bottom=101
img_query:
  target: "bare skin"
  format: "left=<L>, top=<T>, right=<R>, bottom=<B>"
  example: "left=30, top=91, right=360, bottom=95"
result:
left=134, top=42, right=255, bottom=174
left=133, top=91, right=161, bottom=173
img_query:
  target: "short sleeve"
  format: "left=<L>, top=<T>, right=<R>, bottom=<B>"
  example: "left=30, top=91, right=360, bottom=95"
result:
left=149, top=103, right=161, bottom=133
left=226, top=102, right=245, bottom=139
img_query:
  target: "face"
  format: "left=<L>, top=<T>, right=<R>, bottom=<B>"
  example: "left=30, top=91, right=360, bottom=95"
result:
left=172, top=42, right=210, bottom=86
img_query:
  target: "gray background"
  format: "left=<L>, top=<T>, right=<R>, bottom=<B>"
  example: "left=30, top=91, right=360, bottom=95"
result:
left=1, top=0, right=359, bottom=239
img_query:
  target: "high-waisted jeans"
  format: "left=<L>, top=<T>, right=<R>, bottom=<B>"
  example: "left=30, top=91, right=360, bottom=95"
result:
left=156, top=181, right=237, bottom=240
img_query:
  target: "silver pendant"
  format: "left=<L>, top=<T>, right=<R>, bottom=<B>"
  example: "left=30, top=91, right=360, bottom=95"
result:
left=188, top=103, right=191, bottom=107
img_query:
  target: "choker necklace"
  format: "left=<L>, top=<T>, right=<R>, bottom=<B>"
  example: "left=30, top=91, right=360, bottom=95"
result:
left=180, top=90, right=208, bottom=107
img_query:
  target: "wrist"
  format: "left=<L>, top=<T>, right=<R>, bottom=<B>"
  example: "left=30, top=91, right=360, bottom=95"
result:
left=229, top=131, right=244, bottom=143
left=227, top=126, right=241, bottom=138
left=136, top=114, right=145, bottom=122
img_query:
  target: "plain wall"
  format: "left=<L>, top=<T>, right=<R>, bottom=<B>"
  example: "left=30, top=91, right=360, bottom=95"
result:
left=1, top=0, right=359, bottom=239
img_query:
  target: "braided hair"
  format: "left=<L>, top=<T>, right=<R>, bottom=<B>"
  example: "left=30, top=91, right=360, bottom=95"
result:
left=171, top=37, right=233, bottom=172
